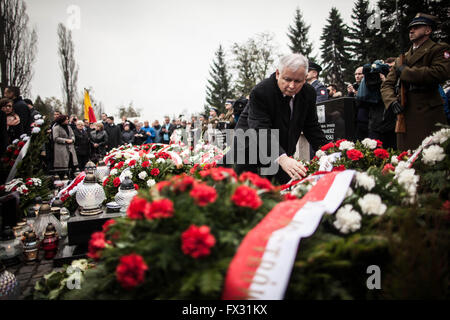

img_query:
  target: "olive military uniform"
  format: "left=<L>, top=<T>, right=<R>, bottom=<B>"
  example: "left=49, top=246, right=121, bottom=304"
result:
left=381, top=38, right=450, bottom=150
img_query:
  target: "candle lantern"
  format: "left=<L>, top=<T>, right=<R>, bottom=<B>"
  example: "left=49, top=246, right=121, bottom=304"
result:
left=34, top=203, right=63, bottom=241
left=0, top=261, right=19, bottom=299
left=22, top=231, right=39, bottom=264
left=41, top=223, right=59, bottom=260
left=13, top=220, right=30, bottom=240
left=95, top=160, right=110, bottom=182
left=76, top=173, right=105, bottom=216
left=59, top=207, right=70, bottom=237
left=115, top=176, right=138, bottom=213
left=0, top=227, right=21, bottom=266
left=51, top=197, right=63, bottom=221
left=84, top=160, right=96, bottom=175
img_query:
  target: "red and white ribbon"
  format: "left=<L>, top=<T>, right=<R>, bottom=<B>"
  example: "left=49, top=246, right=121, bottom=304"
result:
left=222, top=170, right=355, bottom=300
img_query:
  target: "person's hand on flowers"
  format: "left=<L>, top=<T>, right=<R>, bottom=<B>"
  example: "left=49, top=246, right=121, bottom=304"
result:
left=278, top=154, right=306, bottom=180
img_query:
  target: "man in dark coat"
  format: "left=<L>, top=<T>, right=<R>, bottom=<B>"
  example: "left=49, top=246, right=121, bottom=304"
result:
left=73, top=120, right=91, bottom=170
left=381, top=13, right=450, bottom=151
left=105, top=116, right=123, bottom=150
left=233, top=53, right=327, bottom=184
left=24, top=98, right=41, bottom=120
left=4, top=86, right=31, bottom=135
left=160, top=116, right=175, bottom=144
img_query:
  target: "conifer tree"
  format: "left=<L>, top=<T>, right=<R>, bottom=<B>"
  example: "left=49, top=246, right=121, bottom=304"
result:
left=320, top=7, right=352, bottom=91
left=287, top=8, right=314, bottom=60
left=205, top=45, right=234, bottom=115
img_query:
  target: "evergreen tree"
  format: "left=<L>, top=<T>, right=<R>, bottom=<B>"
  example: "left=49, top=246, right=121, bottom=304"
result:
left=348, top=0, right=379, bottom=66
left=320, top=7, right=352, bottom=92
left=33, top=96, right=52, bottom=119
left=287, top=8, right=314, bottom=59
left=205, top=45, right=234, bottom=115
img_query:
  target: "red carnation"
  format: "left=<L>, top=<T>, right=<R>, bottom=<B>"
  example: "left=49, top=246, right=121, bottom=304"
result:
left=134, top=184, right=139, bottom=190
left=189, top=183, right=217, bottom=206
left=141, top=160, right=150, bottom=168
left=374, top=148, right=389, bottom=160
left=102, top=219, right=116, bottom=233
left=375, top=140, right=383, bottom=147
left=87, top=232, right=108, bottom=260
left=284, top=193, right=298, bottom=201
left=239, top=171, right=274, bottom=191
left=116, top=253, right=148, bottom=290
left=181, top=225, right=216, bottom=258
left=346, top=149, right=364, bottom=161
left=321, top=142, right=335, bottom=152
left=332, top=165, right=346, bottom=172
left=397, top=151, right=409, bottom=161
left=103, top=177, right=110, bottom=186
left=26, top=180, right=33, bottom=186
left=13, top=149, right=20, bottom=156
left=335, top=139, right=347, bottom=148
left=155, top=152, right=171, bottom=160
left=115, top=161, right=125, bottom=169
left=128, top=159, right=136, bottom=167
left=382, top=163, right=395, bottom=175
left=231, top=185, right=262, bottom=210
left=17, top=141, right=25, bottom=148
left=150, top=168, right=160, bottom=176
left=113, top=177, right=121, bottom=187
left=146, top=198, right=174, bottom=219
left=127, top=196, right=151, bottom=219
left=172, top=175, right=195, bottom=192
left=156, top=181, right=171, bottom=192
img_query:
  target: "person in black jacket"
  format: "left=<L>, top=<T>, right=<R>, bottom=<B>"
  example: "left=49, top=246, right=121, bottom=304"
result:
left=0, top=98, right=24, bottom=144
left=105, top=116, right=122, bottom=150
left=121, top=124, right=135, bottom=145
left=24, top=98, right=41, bottom=121
left=233, top=53, right=327, bottom=184
left=90, top=122, right=108, bottom=163
left=73, top=120, right=91, bottom=170
left=3, top=86, right=31, bottom=135
left=133, top=122, right=147, bottom=145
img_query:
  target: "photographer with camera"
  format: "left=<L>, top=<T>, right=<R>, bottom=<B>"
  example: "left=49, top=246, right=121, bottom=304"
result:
left=357, top=60, right=396, bottom=149
left=232, top=96, right=248, bottom=124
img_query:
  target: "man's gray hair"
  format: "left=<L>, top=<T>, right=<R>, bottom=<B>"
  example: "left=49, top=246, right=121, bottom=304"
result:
left=278, top=53, right=308, bottom=73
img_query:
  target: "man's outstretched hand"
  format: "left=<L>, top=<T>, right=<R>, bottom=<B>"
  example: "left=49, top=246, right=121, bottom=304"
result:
left=278, top=154, right=307, bottom=180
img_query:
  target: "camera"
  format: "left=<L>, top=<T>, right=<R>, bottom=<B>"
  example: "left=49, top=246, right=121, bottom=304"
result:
left=232, top=97, right=248, bottom=117
left=362, top=61, right=390, bottom=91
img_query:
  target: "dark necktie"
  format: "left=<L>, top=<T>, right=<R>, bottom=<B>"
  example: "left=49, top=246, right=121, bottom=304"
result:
left=283, top=95, right=293, bottom=120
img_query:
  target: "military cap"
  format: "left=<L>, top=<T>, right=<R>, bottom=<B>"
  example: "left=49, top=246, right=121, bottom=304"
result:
left=408, top=13, right=440, bottom=30
left=210, top=106, right=219, bottom=113
left=308, top=61, right=322, bottom=73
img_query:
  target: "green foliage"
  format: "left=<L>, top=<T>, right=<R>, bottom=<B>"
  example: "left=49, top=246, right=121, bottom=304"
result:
left=320, top=7, right=352, bottom=91
left=205, top=45, right=234, bottom=115
left=287, top=7, right=314, bottom=59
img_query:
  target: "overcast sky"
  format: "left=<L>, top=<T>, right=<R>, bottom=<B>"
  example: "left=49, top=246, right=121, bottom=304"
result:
left=25, top=0, right=371, bottom=122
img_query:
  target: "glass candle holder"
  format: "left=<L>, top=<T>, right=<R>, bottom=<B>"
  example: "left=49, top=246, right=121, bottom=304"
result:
left=22, top=231, right=39, bottom=264
left=42, top=223, right=59, bottom=260
left=34, top=203, right=63, bottom=241
left=115, top=177, right=137, bottom=213
left=0, top=227, right=21, bottom=262
left=95, top=160, right=110, bottom=182
left=76, top=173, right=105, bottom=216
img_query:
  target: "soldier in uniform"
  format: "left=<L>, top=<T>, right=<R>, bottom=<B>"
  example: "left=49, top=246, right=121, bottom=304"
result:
left=381, top=13, right=450, bottom=151
left=222, top=99, right=235, bottom=129
left=209, top=107, right=220, bottom=129
left=306, top=61, right=329, bottom=103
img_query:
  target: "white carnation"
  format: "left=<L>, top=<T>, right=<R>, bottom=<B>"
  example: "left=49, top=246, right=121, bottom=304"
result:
left=138, top=171, right=148, bottom=180
left=16, top=185, right=29, bottom=195
left=315, top=150, right=326, bottom=158
left=34, top=114, right=42, bottom=120
left=31, top=127, right=41, bottom=134
left=12, top=139, right=19, bottom=145
left=22, top=136, right=30, bottom=142
left=147, top=154, right=155, bottom=159
left=20, top=134, right=28, bottom=139
left=110, top=168, right=118, bottom=176
left=422, top=145, right=446, bottom=165
left=35, top=119, right=44, bottom=126
left=339, top=141, right=355, bottom=151
left=147, top=179, right=156, bottom=187
left=333, top=204, right=361, bottom=234
left=394, top=161, right=409, bottom=176
left=156, top=158, right=165, bottom=164
left=358, top=193, right=387, bottom=216
left=122, top=170, right=132, bottom=179
left=391, top=155, right=399, bottom=165
left=355, top=172, right=375, bottom=191
left=362, top=138, right=377, bottom=150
